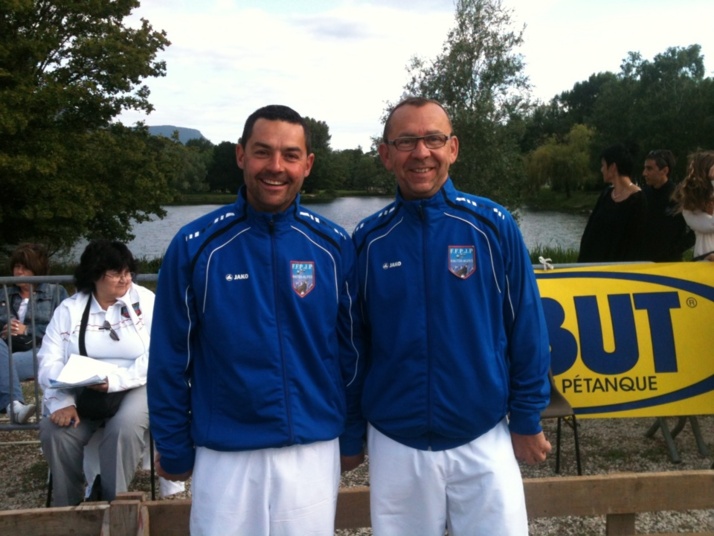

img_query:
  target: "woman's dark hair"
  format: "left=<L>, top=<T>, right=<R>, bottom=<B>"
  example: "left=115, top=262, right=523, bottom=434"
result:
left=9, top=243, right=49, bottom=276
left=600, top=143, right=635, bottom=177
left=74, top=240, right=137, bottom=294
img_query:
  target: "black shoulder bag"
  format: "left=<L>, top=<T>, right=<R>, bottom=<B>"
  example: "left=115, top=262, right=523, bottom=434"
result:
left=74, top=297, right=128, bottom=420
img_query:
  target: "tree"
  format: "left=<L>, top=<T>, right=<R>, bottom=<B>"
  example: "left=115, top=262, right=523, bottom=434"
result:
left=303, top=117, right=338, bottom=193
left=206, top=142, right=242, bottom=193
left=526, top=45, right=714, bottom=182
left=592, top=45, right=714, bottom=178
left=0, top=0, right=170, bottom=252
left=176, top=138, right=213, bottom=193
left=401, top=0, right=531, bottom=208
left=525, top=124, right=596, bottom=197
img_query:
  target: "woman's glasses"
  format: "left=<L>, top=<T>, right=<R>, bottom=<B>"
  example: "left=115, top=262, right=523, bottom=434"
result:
left=101, top=320, right=120, bottom=341
left=104, top=270, right=135, bottom=282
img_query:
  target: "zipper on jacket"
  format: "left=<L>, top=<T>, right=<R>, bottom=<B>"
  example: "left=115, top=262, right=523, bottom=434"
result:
left=419, top=201, right=435, bottom=449
left=270, top=217, right=295, bottom=445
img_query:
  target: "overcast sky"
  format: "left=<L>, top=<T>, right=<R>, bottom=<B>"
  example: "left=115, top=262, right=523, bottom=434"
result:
left=118, top=0, right=714, bottom=150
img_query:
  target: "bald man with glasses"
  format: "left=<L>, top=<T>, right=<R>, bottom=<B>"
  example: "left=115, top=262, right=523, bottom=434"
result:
left=349, top=97, right=551, bottom=535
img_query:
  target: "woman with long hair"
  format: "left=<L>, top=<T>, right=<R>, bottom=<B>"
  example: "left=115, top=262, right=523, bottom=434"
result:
left=673, top=151, right=714, bottom=261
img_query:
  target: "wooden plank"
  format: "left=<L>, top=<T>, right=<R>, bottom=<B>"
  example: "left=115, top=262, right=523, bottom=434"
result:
left=335, top=486, right=370, bottom=529
left=523, top=471, right=714, bottom=518
left=3, top=472, right=714, bottom=535
left=144, top=499, right=191, bottom=535
left=117, top=491, right=146, bottom=502
left=0, top=504, right=109, bottom=536
left=138, top=505, right=150, bottom=536
left=110, top=499, right=140, bottom=536
left=606, top=513, right=636, bottom=536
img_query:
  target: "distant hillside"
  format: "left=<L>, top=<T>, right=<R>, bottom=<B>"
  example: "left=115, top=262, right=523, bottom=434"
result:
left=148, top=125, right=207, bottom=144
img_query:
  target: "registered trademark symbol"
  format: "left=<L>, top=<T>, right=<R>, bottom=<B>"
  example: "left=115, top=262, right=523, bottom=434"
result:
left=686, top=297, right=698, bottom=308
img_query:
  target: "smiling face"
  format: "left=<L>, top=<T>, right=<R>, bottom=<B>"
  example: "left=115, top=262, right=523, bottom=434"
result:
left=236, top=118, right=314, bottom=213
left=378, top=102, right=459, bottom=200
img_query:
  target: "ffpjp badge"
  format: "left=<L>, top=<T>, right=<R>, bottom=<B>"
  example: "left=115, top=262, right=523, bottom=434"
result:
left=291, top=261, right=315, bottom=297
left=448, top=246, right=475, bottom=279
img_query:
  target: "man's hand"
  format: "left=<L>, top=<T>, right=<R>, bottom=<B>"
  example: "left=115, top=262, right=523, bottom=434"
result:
left=50, top=406, right=80, bottom=428
left=340, top=452, right=365, bottom=473
left=511, top=431, right=552, bottom=465
left=154, top=452, right=193, bottom=481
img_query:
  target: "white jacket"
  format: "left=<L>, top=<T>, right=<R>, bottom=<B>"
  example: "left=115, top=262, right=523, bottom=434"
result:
left=38, top=284, right=154, bottom=414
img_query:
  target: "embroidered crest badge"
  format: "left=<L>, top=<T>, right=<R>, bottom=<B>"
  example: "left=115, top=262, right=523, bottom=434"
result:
left=291, top=261, right=315, bottom=297
left=448, top=246, right=475, bottom=279
left=121, top=302, right=142, bottom=318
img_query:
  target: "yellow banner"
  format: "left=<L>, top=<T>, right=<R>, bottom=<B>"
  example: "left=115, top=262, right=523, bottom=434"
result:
left=535, top=262, right=714, bottom=418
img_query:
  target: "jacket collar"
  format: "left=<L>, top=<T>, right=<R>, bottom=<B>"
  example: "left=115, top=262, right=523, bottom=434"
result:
left=395, top=177, right=456, bottom=212
left=235, top=186, right=301, bottom=230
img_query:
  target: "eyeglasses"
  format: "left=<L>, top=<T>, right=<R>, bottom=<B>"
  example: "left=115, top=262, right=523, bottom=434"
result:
left=101, top=320, right=120, bottom=341
left=386, top=134, right=452, bottom=152
left=104, top=270, right=135, bottom=282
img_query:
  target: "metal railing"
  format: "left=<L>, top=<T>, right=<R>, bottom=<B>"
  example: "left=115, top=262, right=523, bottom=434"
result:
left=0, top=274, right=157, bottom=434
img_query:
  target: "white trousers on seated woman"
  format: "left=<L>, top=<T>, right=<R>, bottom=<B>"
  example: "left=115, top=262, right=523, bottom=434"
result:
left=368, top=419, right=528, bottom=536
left=40, top=385, right=148, bottom=506
left=190, top=440, right=340, bottom=536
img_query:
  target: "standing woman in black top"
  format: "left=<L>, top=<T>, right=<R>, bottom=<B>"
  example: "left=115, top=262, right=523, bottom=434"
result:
left=578, top=144, right=647, bottom=263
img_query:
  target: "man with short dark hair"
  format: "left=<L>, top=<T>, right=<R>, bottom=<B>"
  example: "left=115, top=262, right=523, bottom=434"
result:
left=641, top=149, right=694, bottom=261
left=148, top=105, right=364, bottom=536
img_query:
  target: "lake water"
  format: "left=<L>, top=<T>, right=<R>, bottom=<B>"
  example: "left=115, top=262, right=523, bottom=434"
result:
left=66, top=197, right=588, bottom=261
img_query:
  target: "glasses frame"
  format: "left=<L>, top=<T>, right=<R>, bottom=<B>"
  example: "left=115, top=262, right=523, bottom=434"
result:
left=386, top=133, right=452, bottom=152
left=101, top=320, right=120, bottom=341
left=103, top=270, right=136, bottom=282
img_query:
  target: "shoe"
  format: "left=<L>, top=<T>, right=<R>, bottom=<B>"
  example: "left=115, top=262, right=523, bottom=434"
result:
left=6, top=401, right=36, bottom=424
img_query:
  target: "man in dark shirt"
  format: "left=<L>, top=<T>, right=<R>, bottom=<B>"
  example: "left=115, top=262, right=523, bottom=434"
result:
left=641, top=149, right=694, bottom=261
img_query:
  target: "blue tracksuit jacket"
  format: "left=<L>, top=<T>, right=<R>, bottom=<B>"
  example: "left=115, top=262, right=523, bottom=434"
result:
left=352, top=179, right=550, bottom=451
left=148, top=188, right=364, bottom=475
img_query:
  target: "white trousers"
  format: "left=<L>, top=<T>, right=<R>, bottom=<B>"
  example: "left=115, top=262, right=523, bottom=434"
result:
left=190, top=440, right=340, bottom=536
left=368, top=420, right=528, bottom=536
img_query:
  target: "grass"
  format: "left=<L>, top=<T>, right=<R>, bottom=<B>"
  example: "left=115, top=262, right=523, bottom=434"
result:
left=523, top=188, right=599, bottom=213
left=529, top=246, right=579, bottom=265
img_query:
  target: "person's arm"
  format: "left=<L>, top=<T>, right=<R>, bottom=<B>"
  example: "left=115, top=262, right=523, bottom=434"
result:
left=511, top=431, right=551, bottom=465
left=501, top=214, right=551, bottom=437
left=37, top=301, right=78, bottom=415
left=338, top=237, right=367, bottom=469
left=683, top=209, right=714, bottom=233
left=147, top=234, right=196, bottom=477
left=28, top=284, right=69, bottom=342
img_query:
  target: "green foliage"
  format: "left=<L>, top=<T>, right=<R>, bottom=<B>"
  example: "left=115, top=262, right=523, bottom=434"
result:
left=206, top=141, right=242, bottom=193
left=0, top=0, right=171, bottom=253
left=401, top=0, right=531, bottom=208
left=303, top=117, right=338, bottom=193
left=528, top=246, right=579, bottom=265
left=525, top=124, right=596, bottom=196
left=331, top=147, right=391, bottom=193
left=527, top=45, right=714, bottom=182
left=173, top=137, right=213, bottom=193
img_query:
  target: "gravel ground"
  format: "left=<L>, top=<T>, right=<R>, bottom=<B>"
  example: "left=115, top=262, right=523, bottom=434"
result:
left=1, top=413, right=713, bottom=535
